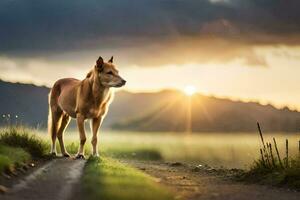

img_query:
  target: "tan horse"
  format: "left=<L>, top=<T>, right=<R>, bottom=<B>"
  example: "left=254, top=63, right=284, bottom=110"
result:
left=48, top=56, right=126, bottom=158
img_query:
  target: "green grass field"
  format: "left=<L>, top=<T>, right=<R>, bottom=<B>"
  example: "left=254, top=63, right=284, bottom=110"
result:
left=60, top=131, right=300, bottom=169
left=83, top=157, right=173, bottom=200
left=2, top=127, right=299, bottom=170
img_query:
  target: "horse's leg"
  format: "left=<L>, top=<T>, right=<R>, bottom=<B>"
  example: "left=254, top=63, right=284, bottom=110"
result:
left=90, top=117, right=102, bottom=157
left=57, top=114, right=71, bottom=157
left=76, top=115, right=86, bottom=159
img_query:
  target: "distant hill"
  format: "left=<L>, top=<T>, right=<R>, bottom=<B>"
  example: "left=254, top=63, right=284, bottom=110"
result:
left=0, top=80, right=49, bottom=127
left=1, top=80, right=300, bottom=132
left=111, top=92, right=300, bottom=132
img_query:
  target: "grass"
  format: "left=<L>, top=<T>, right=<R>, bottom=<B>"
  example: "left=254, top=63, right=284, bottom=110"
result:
left=66, top=142, right=163, bottom=161
left=0, top=126, right=49, bottom=158
left=103, top=147, right=162, bottom=160
left=241, top=155, right=300, bottom=189
left=83, top=156, right=174, bottom=200
left=0, top=145, right=31, bottom=173
left=62, top=130, right=300, bottom=169
left=0, top=126, right=49, bottom=174
left=242, top=157, right=300, bottom=188
left=240, top=123, right=300, bottom=189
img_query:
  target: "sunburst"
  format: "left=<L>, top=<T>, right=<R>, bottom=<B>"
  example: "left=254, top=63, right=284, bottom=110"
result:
left=183, top=85, right=196, bottom=96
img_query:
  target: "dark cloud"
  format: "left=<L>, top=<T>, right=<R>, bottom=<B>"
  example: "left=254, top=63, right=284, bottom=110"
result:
left=0, top=0, right=299, bottom=65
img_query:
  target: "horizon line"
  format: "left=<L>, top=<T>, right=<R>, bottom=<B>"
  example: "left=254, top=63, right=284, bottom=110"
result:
left=0, top=78, right=298, bottom=112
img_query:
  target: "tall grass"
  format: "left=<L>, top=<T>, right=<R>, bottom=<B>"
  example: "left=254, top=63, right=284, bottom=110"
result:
left=254, top=122, right=300, bottom=171
left=0, top=145, right=31, bottom=173
left=0, top=126, right=49, bottom=158
left=243, top=123, right=300, bottom=188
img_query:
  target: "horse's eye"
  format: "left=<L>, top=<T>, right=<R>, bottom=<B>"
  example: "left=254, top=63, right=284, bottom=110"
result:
left=107, top=71, right=113, bottom=75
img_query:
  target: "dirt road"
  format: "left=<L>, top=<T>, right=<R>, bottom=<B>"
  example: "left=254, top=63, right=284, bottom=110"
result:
left=125, top=160, right=300, bottom=200
left=1, top=158, right=86, bottom=200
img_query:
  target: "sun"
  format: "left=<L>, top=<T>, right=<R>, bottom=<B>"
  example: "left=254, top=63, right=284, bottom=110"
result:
left=183, top=85, right=197, bottom=96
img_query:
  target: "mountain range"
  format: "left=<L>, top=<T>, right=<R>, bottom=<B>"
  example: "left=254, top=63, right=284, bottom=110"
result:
left=0, top=80, right=299, bottom=132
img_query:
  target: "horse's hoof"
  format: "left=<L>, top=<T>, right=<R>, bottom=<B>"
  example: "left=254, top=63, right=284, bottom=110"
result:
left=75, top=154, right=85, bottom=159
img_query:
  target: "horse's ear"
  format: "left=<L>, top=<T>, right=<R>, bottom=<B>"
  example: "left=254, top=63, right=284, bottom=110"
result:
left=108, top=56, right=113, bottom=63
left=96, top=56, right=104, bottom=71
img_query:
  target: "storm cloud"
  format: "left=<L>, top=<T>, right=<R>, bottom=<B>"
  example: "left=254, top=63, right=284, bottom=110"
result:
left=0, top=0, right=300, bottom=66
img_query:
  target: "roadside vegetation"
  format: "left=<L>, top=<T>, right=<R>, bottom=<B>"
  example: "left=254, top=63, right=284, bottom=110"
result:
left=83, top=156, right=174, bottom=200
left=241, top=123, right=300, bottom=189
left=66, top=141, right=163, bottom=161
left=63, top=130, right=300, bottom=169
left=0, top=145, right=30, bottom=173
left=0, top=126, right=48, bottom=174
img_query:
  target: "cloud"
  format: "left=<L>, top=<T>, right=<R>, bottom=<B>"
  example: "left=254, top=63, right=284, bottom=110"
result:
left=0, top=0, right=299, bottom=67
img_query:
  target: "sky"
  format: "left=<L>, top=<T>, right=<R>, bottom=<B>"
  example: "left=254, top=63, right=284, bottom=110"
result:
left=1, top=0, right=300, bottom=109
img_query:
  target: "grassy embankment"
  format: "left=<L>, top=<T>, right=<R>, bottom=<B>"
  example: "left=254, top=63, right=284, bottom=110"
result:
left=241, top=123, right=300, bottom=189
left=0, top=127, right=48, bottom=174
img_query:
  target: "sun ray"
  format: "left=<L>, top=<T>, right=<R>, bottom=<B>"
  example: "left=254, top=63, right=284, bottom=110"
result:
left=137, top=92, right=183, bottom=129
left=184, top=85, right=196, bottom=96
left=185, top=95, right=192, bottom=133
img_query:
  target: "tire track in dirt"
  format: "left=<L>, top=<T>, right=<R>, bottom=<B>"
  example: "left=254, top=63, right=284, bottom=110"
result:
left=125, top=160, right=300, bottom=200
left=1, top=158, right=86, bottom=200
